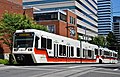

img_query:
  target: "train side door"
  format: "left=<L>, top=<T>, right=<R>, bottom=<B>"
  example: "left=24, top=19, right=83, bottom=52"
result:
left=66, top=46, right=70, bottom=58
left=66, top=46, right=71, bottom=62
left=54, top=44, right=58, bottom=58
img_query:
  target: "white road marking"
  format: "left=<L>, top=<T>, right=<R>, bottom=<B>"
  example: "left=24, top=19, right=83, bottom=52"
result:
left=94, top=70, right=120, bottom=75
left=67, top=64, right=113, bottom=68
left=113, top=69, right=119, bottom=71
left=0, top=66, right=18, bottom=70
left=68, top=68, right=102, bottom=77
left=68, top=65, right=83, bottom=68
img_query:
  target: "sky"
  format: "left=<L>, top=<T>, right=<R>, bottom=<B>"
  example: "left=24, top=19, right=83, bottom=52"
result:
left=112, top=0, right=120, bottom=16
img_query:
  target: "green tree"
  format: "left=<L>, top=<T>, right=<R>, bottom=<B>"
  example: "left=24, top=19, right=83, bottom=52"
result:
left=89, top=35, right=106, bottom=47
left=106, top=32, right=118, bottom=50
left=0, top=13, right=48, bottom=63
left=106, top=32, right=120, bottom=59
left=0, top=12, right=48, bottom=49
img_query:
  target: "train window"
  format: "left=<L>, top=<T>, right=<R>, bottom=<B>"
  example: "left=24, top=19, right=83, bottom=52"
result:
left=69, top=47, right=71, bottom=57
left=35, top=36, right=39, bottom=48
left=88, top=50, right=91, bottom=57
left=100, top=49, right=102, bottom=55
left=83, top=49, right=85, bottom=57
left=41, top=37, right=46, bottom=49
left=95, top=49, right=98, bottom=55
left=59, top=45, right=66, bottom=56
left=114, top=53, right=117, bottom=57
left=115, top=54, right=117, bottom=57
left=77, top=48, right=80, bottom=57
left=71, top=47, right=74, bottom=56
left=59, top=45, right=62, bottom=56
left=63, top=45, right=66, bottom=56
left=66, top=46, right=68, bottom=57
left=47, top=39, right=52, bottom=49
left=110, top=52, right=112, bottom=56
left=104, top=51, right=109, bottom=55
left=54, top=44, right=56, bottom=57
left=113, top=53, right=115, bottom=57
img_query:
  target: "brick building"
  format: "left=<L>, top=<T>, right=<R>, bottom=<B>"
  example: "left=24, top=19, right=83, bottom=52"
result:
left=0, top=0, right=33, bottom=19
left=0, top=0, right=33, bottom=59
left=0, top=0, right=78, bottom=59
left=34, top=9, right=77, bottom=40
left=0, top=0, right=23, bottom=19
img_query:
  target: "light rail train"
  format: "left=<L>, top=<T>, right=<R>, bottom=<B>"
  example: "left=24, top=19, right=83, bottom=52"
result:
left=12, top=29, right=118, bottom=64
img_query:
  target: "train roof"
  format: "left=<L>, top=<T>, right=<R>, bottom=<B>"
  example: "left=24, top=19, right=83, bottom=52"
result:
left=15, top=29, right=80, bottom=46
left=99, top=47, right=118, bottom=53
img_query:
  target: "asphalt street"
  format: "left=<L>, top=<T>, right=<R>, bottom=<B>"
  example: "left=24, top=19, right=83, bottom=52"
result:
left=0, top=63, right=120, bottom=77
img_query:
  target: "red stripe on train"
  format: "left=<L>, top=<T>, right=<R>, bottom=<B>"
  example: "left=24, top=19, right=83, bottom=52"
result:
left=34, top=48, right=96, bottom=63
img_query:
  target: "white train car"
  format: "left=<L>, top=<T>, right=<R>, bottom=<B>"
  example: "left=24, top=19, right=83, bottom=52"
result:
left=81, top=41, right=98, bottom=63
left=97, top=47, right=118, bottom=63
left=112, top=50, right=118, bottom=63
left=12, top=29, right=118, bottom=64
left=13, top=29, right=81, bottom=63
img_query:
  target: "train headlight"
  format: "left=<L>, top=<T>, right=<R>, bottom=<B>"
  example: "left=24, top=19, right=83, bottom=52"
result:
left=28, top=48, right=32, bottom=51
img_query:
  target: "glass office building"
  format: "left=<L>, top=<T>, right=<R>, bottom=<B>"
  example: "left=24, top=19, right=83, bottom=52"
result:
left=98, top=0, right=112, bottom=36
left=23, top=0, right=98, bottom=41
left=113, top=16, right=120, bottom=44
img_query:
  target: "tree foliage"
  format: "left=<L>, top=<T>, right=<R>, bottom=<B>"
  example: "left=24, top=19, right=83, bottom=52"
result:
left=89, top=35, right=106, bottom=47
left=106, top=32, right=118, bottom=50
left=90, top=32, right=119, bottom=51
left=0, top=12, right=48, bottom=51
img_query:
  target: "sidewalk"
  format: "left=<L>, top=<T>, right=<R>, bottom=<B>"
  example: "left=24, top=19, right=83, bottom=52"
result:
left=0, top=64, right=4, bottom=67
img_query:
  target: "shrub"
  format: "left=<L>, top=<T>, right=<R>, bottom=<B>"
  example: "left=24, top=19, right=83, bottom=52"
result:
left=0, top=59, right=9, bottom=64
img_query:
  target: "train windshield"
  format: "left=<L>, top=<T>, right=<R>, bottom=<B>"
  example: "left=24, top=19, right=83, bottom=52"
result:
left=14, top=32, right=34, bottom=48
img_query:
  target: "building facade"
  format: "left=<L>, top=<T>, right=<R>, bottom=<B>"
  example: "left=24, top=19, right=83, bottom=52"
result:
left=34, top=9, right=77, bottom=39
left=98, top=0, right=112, bottom=36
left=23, top=0, right=98, bottom=41
left=0, top=0, right=23, bottom=18
left=0, top=0, right=33, bottom=19
left=113, top=16, right=120, bottom=45
left=0, top=0, right=33, bottom=59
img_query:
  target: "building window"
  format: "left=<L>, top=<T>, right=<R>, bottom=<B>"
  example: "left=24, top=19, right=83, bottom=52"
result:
left=47, top=25, right=55, bottom=33
left=73, top=18, right=75, bottom=25
left=34, top=12, right=58, bottom=21
left=70, top=16, right=75, bottom=25
left=60, top=13, right=66, bottom=22
left=34, top=14, right=40, bottom=21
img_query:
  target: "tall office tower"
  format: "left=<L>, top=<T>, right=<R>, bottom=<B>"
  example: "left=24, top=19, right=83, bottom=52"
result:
left=23, top=0, right=98, bottom=41
left=113, top=16, right=120, bottom=45
left=98, top=0, right=112, bottom=36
